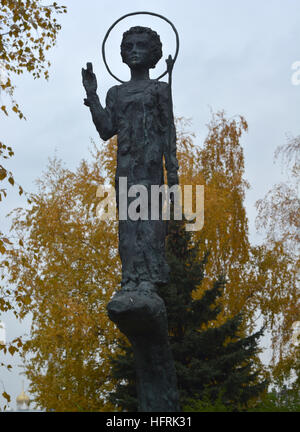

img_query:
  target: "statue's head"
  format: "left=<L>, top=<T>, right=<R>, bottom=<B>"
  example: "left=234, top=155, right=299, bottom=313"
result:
left=121, top=26, right=162, bottom=70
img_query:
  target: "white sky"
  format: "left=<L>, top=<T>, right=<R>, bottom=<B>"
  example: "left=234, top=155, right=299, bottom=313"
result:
left=1, top=0, right=300, bottom=410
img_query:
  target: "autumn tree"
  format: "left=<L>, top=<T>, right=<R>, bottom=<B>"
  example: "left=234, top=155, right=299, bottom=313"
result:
left=0, top=0, right=67, bottom=230
left=0, top=0, right=67, bottom=117
left=255, top=135, right=299, bottom=384
left=0, top=141, right=23, bottom=409
left=0, top=0, right=68, bottom=282
left=0, top=0, right=67, bottom=217
left=0, top=0, right=67, bottom=409
left=3, top=153, right=122, bottom=411
left=176, top=113, right=299, bottom=376
left=256, top=134, right=299, bottom=254
left=189, top=112, right=250, bottom=317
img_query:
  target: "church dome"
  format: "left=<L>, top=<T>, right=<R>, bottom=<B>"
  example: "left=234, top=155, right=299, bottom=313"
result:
left=16, top=383, right=30, bottom=410
left=16, top=389, right=30, bottom=405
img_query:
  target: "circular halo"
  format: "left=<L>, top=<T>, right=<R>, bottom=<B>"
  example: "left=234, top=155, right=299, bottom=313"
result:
left=102, top=11, right=180, bottom=83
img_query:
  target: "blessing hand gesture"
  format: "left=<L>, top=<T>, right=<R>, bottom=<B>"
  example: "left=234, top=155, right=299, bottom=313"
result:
left=81, top=62, right=97, bottom=96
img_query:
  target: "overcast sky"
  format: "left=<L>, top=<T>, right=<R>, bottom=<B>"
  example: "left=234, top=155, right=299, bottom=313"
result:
left=1, top=0, right=299, bottom=410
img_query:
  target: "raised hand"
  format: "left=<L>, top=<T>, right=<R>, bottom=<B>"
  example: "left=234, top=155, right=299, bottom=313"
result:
left=81, top=62, right=98, bottom=97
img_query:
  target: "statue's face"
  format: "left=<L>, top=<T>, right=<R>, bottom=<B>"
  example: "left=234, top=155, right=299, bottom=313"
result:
left=122, top=33, right=152, bottom=69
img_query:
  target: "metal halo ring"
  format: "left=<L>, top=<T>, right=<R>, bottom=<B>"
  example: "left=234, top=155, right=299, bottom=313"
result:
left=102, top=11, right=180, bottom=83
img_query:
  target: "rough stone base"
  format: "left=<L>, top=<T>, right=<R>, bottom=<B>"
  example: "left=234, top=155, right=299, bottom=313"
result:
left=107, top=289, right=180, bottom=412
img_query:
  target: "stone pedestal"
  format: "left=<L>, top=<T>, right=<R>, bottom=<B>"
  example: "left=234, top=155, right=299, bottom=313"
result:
left=107, top=289, right=179, bottom=412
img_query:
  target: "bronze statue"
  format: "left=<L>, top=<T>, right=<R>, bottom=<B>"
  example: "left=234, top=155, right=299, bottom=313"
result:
left=82, top=22, right=179, bottom=412
left=82, top=26, right=179, bottom=294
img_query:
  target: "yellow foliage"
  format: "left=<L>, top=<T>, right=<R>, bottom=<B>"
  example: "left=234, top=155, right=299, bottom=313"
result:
left=5, top=156, right=121, bottom=411
left=0, top=0, right=66, bottom=117
left=0, top=1, right=66, bottom=409
left=255, top=136, right=299, bottom=378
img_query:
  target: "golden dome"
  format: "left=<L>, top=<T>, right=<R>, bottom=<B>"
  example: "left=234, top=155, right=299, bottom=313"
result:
left=16, top=383, right=30, bottom=406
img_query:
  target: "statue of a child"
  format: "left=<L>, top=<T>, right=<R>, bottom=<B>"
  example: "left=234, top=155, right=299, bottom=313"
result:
left=82, top=26, right=179, bottom=294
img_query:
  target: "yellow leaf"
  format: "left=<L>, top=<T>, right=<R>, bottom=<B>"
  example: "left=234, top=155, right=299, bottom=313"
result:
left=0, top=168, right=7, bottom=181
left=2, top=392, right=11, bottom=403
left=1, top=106, right=8, bottom=116
left=8, top=345, right=18, bottom=356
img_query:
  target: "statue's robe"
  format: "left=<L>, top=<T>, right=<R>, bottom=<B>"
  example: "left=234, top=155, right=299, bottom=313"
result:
left=92, top=79, right=179, bottom=288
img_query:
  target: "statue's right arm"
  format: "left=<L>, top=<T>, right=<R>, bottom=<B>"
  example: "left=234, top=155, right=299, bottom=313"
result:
left=82, top=63, right=117, bottom=141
